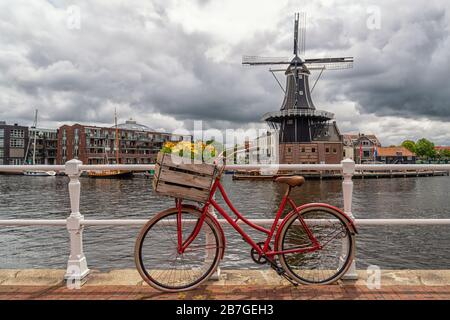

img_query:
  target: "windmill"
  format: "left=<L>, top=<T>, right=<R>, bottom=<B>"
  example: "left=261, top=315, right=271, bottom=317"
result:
left=243, top=12, right=353, bottom=147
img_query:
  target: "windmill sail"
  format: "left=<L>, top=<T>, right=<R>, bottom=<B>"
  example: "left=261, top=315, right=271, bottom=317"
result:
left=294, top=12, right=299, bottom=55
left=304, top=57, right=353, bottom=70
left=242, top=56, right=291, bottom=65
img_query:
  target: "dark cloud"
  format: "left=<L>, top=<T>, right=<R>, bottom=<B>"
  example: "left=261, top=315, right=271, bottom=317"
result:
left=310, top=2, right=450, bottom=122
left=0, top=0, right=449, bottom=144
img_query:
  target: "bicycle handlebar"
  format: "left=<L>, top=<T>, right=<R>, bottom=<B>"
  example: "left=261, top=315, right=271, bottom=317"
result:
left=213, top=146, right=262, bottom=178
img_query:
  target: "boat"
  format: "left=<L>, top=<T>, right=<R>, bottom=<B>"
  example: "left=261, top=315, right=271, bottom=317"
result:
left=87, top=170, right=133, bottom=178
left=23, top=110, right=57, bottom=177
left=87, top=110, right=132, bottom=178
left=24, top=170, right=56, bottom=176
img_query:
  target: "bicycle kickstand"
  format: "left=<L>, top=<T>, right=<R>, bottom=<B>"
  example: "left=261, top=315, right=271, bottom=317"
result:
left=267, top=259, right=298, bottom=287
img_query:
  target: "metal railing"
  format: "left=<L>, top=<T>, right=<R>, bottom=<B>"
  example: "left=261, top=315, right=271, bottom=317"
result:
left=1, top=159, right=450, bottom=282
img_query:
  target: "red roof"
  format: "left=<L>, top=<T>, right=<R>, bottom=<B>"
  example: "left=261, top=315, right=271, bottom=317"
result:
left=435, top=146, right=450, bottom=151
left=377, top=147, right=415, bottom=157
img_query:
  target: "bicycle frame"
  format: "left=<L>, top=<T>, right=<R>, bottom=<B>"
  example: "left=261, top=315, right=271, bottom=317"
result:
left=176, top=177, right=321, bottom=259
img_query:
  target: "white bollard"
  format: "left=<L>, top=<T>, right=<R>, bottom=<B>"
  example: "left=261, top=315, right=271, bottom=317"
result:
left=64, top=159, right=90, bottom=284
left=341, top=158, right=358, bottom=280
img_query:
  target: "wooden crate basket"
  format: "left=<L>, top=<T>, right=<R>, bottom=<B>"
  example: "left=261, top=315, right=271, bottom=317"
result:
left=152, top=152, right=217, bottom=202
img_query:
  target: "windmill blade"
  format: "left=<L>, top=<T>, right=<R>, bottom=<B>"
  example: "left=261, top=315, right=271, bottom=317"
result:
left=242, top=55, right=291, bottom=66
left=293, top=12, right=299, bottom=56
left=268, top=68, right=288, bottom=72
left=304, top=57, right=353, bottom=70
left=298, top=12, right=306, bottom=57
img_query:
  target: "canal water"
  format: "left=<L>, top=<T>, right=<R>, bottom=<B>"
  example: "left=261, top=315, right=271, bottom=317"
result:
left=1, top=174, right=449, bottom=271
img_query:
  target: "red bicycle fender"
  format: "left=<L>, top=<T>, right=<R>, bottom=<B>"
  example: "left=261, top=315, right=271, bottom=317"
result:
left=275, top=203, right=358, bottom=249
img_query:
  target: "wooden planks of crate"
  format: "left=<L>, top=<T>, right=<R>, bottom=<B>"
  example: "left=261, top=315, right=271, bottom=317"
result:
left=153, top=152, right=217, bottom=202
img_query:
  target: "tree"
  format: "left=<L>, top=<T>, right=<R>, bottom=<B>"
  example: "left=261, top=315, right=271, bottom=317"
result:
left=415, top=138, right=436, bottom=159
left=439, top=149, right=450, bottom=159
left=401, top=140, right=416, bottom=153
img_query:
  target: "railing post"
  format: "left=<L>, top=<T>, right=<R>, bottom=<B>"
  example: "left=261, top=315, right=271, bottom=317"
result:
left=341, top=158, right=358, bottom=280
left=64, top=159, right=90, bottom=284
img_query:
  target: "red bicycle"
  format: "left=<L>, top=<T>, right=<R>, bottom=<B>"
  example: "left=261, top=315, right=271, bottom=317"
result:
left=135, top=164, right=357, bottom=292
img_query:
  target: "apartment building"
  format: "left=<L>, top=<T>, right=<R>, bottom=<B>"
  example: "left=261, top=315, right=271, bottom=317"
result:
left=0, top=121, right=29, bottom=165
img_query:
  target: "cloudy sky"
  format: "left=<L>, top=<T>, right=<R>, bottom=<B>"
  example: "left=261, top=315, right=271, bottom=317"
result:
left=0, top=0, right=449, bottom=145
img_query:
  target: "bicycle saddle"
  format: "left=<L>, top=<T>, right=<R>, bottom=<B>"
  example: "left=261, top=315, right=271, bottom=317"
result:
left=274, top=175, right=305, bottom=187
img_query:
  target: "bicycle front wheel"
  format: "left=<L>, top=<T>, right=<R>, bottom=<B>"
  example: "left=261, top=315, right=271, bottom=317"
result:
left=277, top=206, right=356, bottom=285
left=135, top=207, right=223, bottom=292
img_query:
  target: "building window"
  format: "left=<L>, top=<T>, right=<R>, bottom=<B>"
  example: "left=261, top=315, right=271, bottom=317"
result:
left=0, top=139, right=3, bottom=148
left=287, top=147, right=292, bottom=153
left=363, top=151, right=370, bottom=157
left=11, top=129, right=24, bottom=138
left=0, top=129, right=4, bottom=138
left=325, top=147, right=330, bottom=153
left=333, top=148, right=337, bottom=154
left=301, top=147, right=305, bottom=152
left=10, top=159, right=22, bottom=165
left=311, top=148, right=316, bottom=153
left=10, top=138, right=24, bottom=148
left=287, top=119, right=293, bottom=125
left=0, top=149, right=3, bottom=157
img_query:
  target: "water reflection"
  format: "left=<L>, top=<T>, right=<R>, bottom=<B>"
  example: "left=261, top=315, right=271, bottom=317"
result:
left=0, top=174, right=449, bottom=270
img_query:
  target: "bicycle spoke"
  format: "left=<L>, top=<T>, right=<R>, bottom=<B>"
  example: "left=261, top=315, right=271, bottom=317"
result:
left=279, top=208, right=354, bottom=284
left=137, top=210, right=220, bottom=290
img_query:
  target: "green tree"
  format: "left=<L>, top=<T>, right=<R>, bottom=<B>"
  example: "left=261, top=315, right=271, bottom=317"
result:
left=415, top=138, right=436, bottom=159
left=440, top=149, right=450, bottom=159
left=401, top=140, right=416, bottom=153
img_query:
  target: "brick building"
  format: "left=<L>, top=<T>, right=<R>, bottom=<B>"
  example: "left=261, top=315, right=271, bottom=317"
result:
left=0, top=121, right=29, bottom=165
left=278, top=122, right=343, bottom=164
left=56, top=120, right=185, bottom=165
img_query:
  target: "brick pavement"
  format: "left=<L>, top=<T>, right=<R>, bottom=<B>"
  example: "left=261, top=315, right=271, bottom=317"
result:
left=1, top=269, right=450, bottom=300
left=1, top=284, right=450, bottom=300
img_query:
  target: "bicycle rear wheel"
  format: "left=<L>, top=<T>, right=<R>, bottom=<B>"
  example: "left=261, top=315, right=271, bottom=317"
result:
left=277, top=206, right=355, bottom=285
left=135, top=207, right=223, bottom=292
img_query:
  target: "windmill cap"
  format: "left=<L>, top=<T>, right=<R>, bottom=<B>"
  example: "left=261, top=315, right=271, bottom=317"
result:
left=290, top=56, right=303, bottom=65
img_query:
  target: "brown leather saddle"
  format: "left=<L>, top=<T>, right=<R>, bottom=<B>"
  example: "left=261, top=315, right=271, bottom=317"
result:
left=274, top=175, right=305, bottom=188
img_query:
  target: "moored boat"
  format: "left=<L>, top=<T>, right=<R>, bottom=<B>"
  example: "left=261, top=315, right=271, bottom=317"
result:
left=87, top=170, right=133, bottom=178
left=24, top=170, right=56, bottom=176
left=23, top=110, right=57, bottom=177
left=87, top=110, right=132, bottom=179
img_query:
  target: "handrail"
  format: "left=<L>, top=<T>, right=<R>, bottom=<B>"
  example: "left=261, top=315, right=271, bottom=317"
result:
left=1, top=163, right=450, bottom=173
left=2, top=218, right=450, bottom=227
left=0, top=159, right=449, bottom=283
